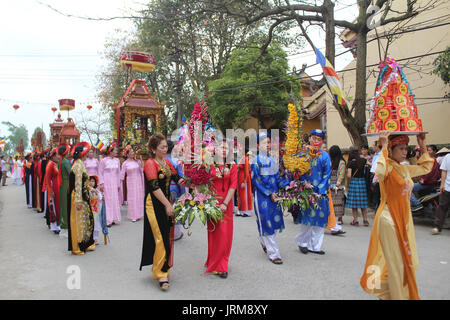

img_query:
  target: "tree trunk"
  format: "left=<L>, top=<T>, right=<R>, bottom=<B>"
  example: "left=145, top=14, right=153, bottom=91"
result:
left=352, top=3, right=370, bottom=147
left=323, top=0, right=335, bottom=65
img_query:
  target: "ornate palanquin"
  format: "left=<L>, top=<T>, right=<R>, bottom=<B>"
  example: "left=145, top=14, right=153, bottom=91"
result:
left=48, top=113, right=65, bottom=148
left=115, top=79, right=165, bottom=147
left=59, top=117, right=81, bottom=146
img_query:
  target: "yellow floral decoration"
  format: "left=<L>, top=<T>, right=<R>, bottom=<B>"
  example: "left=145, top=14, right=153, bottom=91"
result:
left=283, top=104, right=310, bottom=175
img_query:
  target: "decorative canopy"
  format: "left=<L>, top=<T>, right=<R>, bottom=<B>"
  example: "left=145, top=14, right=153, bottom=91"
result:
left=59, top=99, right=75, bottom=111
left=115, top=79, right=165, bottom=143
left=120, top=51, right=156, bottom=73
left=59, top=117, right=81, bottom=145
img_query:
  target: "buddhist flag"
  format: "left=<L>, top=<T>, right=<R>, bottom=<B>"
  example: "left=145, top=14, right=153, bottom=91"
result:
left=95, top=139, right=104, bottom=150
left=314, top=46, right=348, bottom=106
left=0, top=137, right=5, bottom=151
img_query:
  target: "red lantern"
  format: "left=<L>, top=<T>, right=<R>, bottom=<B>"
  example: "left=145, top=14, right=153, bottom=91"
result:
left=51, top=107, right=57, bottom=114
left=13, top=104, right=20, bottom=112
left=87, top=105, right=93, bottom=111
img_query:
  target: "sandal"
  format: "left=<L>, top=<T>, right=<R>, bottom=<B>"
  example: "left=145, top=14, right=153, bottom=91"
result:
left=363, top=220, right=370, bottom=227
left=159, top=281, right=169, bottom=291
left=350, top=220, right=359, bottom=226
left=269, top=258, right=283, bottom=265
left=158, top=279, right=170, bottom=291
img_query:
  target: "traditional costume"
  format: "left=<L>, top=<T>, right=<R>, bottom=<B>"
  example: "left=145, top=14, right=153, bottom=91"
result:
left=120, top=157, right=145, bottom=221
left=204, top=163, right=237, bottom=275
left=68, top=142, right=95, bottom=255
left=251, top=138, right=290, bottom=263
left=24, top=154, right=33, bottom=208
left=40, top=149, right=49, bottom=225
left=98, top=145, right=122, bottom=226
left=139, top=157, right=182, bottom=280
left=12, top=158, right=24, bottom=185
left=360, top=135, right=433, bottom=300
left=295, top=129, right=332, bottom=254
left=43, top=149, right=61, bottom=233
left=84, top=155, right=100, bottom=177
left=237, top=155, right=253, bottom=216
left=58, top=144, right=71, bottom=232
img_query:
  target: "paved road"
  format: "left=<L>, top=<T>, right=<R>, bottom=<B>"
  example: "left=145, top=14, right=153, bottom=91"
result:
left=1, top=182, right=449, bottom=300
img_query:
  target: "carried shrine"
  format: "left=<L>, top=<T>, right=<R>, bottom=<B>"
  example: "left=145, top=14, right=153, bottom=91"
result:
left=48, top=113, right=65, bottom=148
left=59, top=117, right=81, bottom=145
left=115, top=79, right=165, bottom=148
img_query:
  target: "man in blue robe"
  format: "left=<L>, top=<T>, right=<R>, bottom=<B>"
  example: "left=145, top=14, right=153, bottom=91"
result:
left=295, top=129, right=332, bottom=255
left=251, top=132, right=290, bottom=264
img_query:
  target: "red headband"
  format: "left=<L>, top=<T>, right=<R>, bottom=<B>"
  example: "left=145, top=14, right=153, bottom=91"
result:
left=72, top=142, right=90, bottom=159
left=389, top=135, right=409, bottom=148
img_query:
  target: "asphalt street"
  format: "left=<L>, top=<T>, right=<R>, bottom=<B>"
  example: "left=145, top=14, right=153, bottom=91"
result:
left=1, top=182, right=449, bottom=300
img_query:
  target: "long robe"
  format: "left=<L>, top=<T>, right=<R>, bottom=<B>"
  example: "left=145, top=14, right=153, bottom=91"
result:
left=205, top=164, right=238, bottom=273
left=237, top=156, right=253, bottom=214
left=120, top=159, right=144, bottom=221
left=98, top=156, right=122, bottom=225
left=68, top=159, right=95, bottom=254
left=40, top=159, right=48, bottom=223
left=84, top=157, right=99, bottom=178
left=25, top=160, right=33, bottom=207
left=139, top=158, right=181, bottom=279
left=360, top=149, right=433, bottom=300
left=43, top=160, right=60, bottom=228
left=59, top=158, right=71, bottom=229
left=251, top=153, right=289, bottom=236
left=297, top=150, right=332, bottom=227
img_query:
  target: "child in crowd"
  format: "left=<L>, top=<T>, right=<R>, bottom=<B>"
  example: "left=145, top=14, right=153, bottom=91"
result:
left=89, top=175, right=102, bottom=244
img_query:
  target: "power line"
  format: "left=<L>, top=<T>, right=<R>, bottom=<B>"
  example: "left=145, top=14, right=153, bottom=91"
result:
left=209, top=49, right=447, bottom=92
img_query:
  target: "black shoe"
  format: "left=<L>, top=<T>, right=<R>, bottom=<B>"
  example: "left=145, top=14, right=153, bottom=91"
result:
left=331, top=230, right=346, bottom=236
left=308, top=250, right=325, bottom=255
left=299, top=246, right=309, bottom=254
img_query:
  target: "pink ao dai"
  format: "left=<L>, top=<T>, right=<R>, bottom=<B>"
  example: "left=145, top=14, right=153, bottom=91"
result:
left=84, top=157, right=99, bottom=178
left=120, top=159, right=144, bottom=221
left=98, top=156, right=122, bottom=225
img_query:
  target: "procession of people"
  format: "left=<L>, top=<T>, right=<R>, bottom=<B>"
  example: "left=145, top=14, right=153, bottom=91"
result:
left=8, top=120, right=448, bottom=301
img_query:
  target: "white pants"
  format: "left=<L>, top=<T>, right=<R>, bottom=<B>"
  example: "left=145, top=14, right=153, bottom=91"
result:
left=238, top=210, right=252, bottom=216
left=49, top=201, right=60, bottom=232
left=259, top=234, right=281, bottom=260
left=295, top=225, right=325, bottom=252
left=328, top=223, right=342, bottom=232
left=42, top=191, right=47, bottom=218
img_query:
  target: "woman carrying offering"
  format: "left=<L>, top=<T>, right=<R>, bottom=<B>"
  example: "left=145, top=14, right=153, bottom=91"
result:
left=361, top=131, right=433, bottom=300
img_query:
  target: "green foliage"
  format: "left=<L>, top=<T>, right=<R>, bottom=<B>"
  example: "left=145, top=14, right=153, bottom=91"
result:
left=1, top=121, right=28, bottom=154
left=432, top=46, right=450, bottom=85
left=207, top=42, right=301, bottom=131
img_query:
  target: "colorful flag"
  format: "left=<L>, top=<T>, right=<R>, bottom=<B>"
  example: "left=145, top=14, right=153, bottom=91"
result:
left=95, top=139, right=104, bottom=150
left=182, top=114, right=188, bottom=126
left=314, top=46, right=348, bottom=106
left=0, top=137, right=5, bottom=151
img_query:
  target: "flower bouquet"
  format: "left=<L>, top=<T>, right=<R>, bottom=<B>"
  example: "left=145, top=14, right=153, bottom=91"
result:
left=277, top=180, right=322, bottom=212
left=174, top=185, right=224, bottom=227
left=175, top=96, right=224, bottom=230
